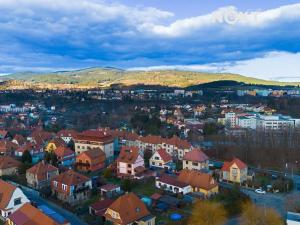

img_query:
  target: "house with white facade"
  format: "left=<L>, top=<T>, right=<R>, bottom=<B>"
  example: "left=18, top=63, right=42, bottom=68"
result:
left=0, top=180, right=30, bottom=219
left=116, top=146, right=145, bottom=179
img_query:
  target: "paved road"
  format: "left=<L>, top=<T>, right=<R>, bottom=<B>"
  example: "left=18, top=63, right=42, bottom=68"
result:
left=10, top=182, right=87, bottom=225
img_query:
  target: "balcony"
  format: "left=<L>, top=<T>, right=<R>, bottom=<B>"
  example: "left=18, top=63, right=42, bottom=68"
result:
left=73, top=186, right=90, bottom=194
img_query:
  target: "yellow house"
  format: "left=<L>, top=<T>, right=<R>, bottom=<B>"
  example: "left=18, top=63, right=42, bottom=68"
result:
left=221, top=158, right=248, bottom=184
left=178, top=169, right=218, bottom=197
left=182, top=148, right=209, bottom=171
left=45, top=138, right=66, bottom=153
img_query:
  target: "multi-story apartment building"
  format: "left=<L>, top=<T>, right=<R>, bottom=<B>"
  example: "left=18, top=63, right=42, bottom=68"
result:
left=73, top=130, right=114, bottom=162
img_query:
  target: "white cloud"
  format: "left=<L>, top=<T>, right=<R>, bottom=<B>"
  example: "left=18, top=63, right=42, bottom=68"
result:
left=140, top=4, right=300, bottom=37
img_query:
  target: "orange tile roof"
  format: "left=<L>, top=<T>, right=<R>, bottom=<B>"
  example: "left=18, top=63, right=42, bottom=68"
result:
left=178, top=169, right=218, bottom=190
left=26, top=161, right=58, bottom=182
left=7, top=203, right=60, bottom=225
left=0, top=156, right=21, bottom=170
left=183, top=149, right=208, bottom=162
left=116, top=146, right=140, bottom=164
left=221, top=158, right=247, bottom=171
left=52, top=169, right=89, bottom=187
left=0, top=179, right=17, bottom=210
left=105, top=193, right=150, bottom=225
left=54, top=146, right=74, bottom=158
left=57, top=129, right=78, bottom=138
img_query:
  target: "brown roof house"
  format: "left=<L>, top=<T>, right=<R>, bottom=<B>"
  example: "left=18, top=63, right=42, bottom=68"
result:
left=0, top=141, right=18, bottom=156
left=116, top=146, right=145, bottom=179
left=51, top=170, right=92, bottom=206
left=76, top=148, right=106, bottom=172
left=26, top=161, right=59, bottom=190
left=104, top=193, right=155, bottom=225
left=6, top=203, right=63, bottom=225
left=178, top=169, right=218, bottom=197
left=0, top=156, right=21, bottom=176
left=0, top=180, right=30, bottom=219
left=182, top=148, right=209, bottom=171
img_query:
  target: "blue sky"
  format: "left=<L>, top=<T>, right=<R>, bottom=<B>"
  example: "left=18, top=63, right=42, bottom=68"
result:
left=1, top=0, right=300, bottom=81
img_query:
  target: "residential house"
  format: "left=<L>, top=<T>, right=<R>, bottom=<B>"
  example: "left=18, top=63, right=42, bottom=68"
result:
left=178, top=169, right=218, bottom=197
left=149, top=149, right=173, bottom=170
left=104, top=193, right=155, bottom=225
left=12, top=134, right=26, bottom=146
left=73, top=130, right=114, bottom=162
left=0, top=156, right=21, bottom=176
left=182, top=149, right=209, bottom=171
left=155, top=174, right=191, bottom=195
left=51, top=170, right=92, bottom=205
left=89, top=199, right=114, bottom=219
left=57, top=129, right=78, bottom=144
left=221, top=158, right=248, bottom=184
left=15, top=142, right=44, bottom=164
left=76, top=148, right=106, bottom=172
left=116, top=146, right=145, bottom=179
left=100, top=184, right=121, bottom=198
left=45, top=138, right=66, bottom=153
left=0, top=141, right=18, bottom=156
left=0, top=180, right=30, bottom=219
left=55, top=146, right=75, bottom=167
left=26, top=161, right=59, bottom=190
left=6, top=203, right=62, bottom=225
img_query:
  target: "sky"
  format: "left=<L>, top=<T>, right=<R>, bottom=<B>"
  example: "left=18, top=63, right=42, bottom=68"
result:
left=1, top=0, right=300, bottom=81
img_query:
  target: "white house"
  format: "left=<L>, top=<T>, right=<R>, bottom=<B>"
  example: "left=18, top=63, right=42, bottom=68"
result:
left=155, top=175, right=191, bottom=195
left=150, top=149, right=173, bottom=170
left=0, top=180, right=30, bottom=219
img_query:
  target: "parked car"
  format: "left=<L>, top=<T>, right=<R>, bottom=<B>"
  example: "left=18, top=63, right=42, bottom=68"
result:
left=255, top=188, right=266, bottom=194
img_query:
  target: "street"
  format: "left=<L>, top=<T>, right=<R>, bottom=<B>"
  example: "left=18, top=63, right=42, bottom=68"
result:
left=9, top=182, right=87, bottom=225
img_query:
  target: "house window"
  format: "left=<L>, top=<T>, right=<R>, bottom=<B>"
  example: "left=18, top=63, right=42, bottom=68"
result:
left=192, top=162, right=198, bottom=166
left=53, top=181, right=58, bottom=187
left=14, top=198, right=21, bottom=206
left=62, top=184, right=67, bottom=191
left=154, top=156, right=160, bottom=160
left=128, top=164, right=132, bottom=168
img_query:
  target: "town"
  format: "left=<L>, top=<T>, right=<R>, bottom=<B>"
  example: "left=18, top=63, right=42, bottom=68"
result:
left=0, top=87, right=299, bottom=225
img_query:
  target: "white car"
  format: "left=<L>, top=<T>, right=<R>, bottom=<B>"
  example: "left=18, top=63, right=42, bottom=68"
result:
left=255, top=189, right=266, bottom=194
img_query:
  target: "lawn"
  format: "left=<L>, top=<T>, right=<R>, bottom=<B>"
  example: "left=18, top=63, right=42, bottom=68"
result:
left=132, top=178, right=156, bottom=196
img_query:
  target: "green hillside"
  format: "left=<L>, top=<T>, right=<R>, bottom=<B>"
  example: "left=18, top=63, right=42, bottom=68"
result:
left=1, top=68, right=299, bottom=89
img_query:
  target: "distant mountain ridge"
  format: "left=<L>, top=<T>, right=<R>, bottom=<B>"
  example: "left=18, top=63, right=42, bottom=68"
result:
left=1, top=67, right=299, bottom=90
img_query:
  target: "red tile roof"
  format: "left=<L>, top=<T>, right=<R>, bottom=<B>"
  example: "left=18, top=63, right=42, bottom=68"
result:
left=183, top=149, right=208, bottom=162
left=157, top=174, right=189, bottom=188
left=54, top=146, right=74, bottom=158
left=116, top=146, right=140, bottom=164
left=0, top=156, right=21, bottom=170
left=52, top=169, right=90, bottom=186
left=74, top=130, right=114, bottom=143
left=156, top=149, right=172, bottom=163
left=90, top=199, right=114, bottom=216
